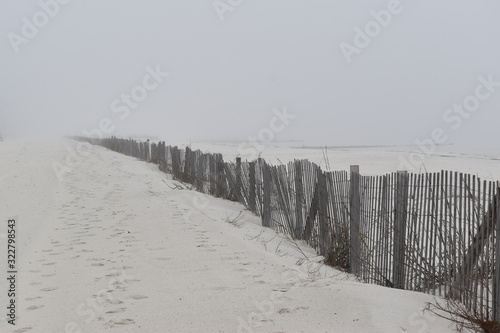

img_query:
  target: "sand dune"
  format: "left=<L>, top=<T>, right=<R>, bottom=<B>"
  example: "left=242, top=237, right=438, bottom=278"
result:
left=1, top=139, right=457, bottom=332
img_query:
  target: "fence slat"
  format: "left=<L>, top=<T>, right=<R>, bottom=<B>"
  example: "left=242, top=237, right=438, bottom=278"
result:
left=350, top=165, right=361, bottom=276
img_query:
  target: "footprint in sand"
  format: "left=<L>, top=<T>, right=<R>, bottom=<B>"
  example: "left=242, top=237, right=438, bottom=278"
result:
left=211, top=244, right=228, bottom=248
left=105, top=319, right=135, bottom=328
left=87, top=258, right=105, bottom=262
left=105, top=307, right=127, bottom=314
left=148, top=247, right=167, bottom=251
left=105, top=299, right=124, bottom=305
left=128, top=295, right=148, bottom=300
left=222, top=256, right=241, bottom=261
left=210, top=286, right=227, bottom=291
left=278, top=306, right=309, bottom=314
left=27, top=305, right=45, bottom=311
left=62, top=226, right=77, bottom=230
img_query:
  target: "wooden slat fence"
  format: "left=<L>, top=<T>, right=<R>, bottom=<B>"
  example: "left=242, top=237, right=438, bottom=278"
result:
left=78, top=136, right=500, bottom=320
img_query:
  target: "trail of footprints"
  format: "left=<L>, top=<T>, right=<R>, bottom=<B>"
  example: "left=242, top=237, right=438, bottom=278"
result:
left=22, top=153, right=309, bottom=330
left=24, top=163, right=147, bottom=329
left=180, top=206, right=312, bottom=323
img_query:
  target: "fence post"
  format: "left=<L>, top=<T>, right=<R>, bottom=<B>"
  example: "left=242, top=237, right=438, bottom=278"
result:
left=154, top=142, right=160, bottom=164
left=249, top=162, right=256, bottom=214
left=145, top=140, right=151, bottom=162
left=317, top=168, right=329, bottom=256
left=262, top=160, right=272, bottom=228
left=197, top=153, right=204, bottom=192
left=216, top=155, right=225, bottom=198
left=222, top=163, right=231, bottom=200
left=349, top=165, right=361, bottom=276
left=294, top=161, right=304, bottom=239
left=209, top=154, right=216, bottom=196
left=393, top=170, right=409, bottom=289
left=236, top=157, right=242, bottom=203
left=172, top=146, right=180, bottom=179
left=184, top=147, right=191, bottom=183
left=166, top=145, right=171, bottom=173
left=150, top=143, right=156, bottom=163
left=161, top=142, right=167, bottom=172
left=189, top=150, right=197, bottom=186
left=158, top=142, right=165, bottom=171
left=495, top=187, right=500, bottom=321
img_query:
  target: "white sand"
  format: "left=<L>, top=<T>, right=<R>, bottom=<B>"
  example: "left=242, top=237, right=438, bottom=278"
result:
left=0, top=139, right=460, bottom=332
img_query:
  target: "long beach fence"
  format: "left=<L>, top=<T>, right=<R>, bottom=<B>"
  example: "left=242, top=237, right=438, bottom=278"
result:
left=78, top=136, right=500, bottom=320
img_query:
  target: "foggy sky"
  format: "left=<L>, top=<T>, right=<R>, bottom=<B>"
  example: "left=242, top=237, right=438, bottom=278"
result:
left=1, top=0, right=500, bottom=154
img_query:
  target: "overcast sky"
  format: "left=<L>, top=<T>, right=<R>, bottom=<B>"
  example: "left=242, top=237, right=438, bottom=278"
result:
left=1, top=0, right=499, bottom=154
